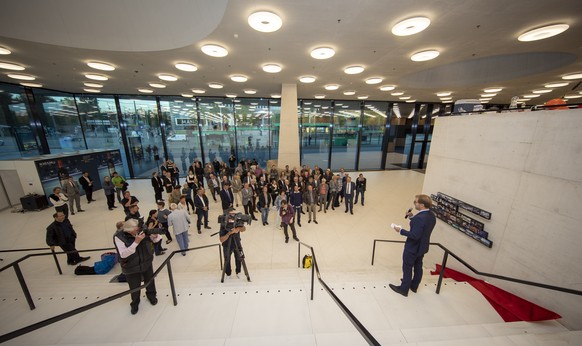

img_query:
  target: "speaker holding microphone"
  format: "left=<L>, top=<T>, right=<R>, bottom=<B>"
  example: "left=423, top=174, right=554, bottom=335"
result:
left=404, top=208, right=413, bottom=219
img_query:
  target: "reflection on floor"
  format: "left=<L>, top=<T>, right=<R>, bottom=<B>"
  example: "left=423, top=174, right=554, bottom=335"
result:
left=0, top=170, right=577, bottom=345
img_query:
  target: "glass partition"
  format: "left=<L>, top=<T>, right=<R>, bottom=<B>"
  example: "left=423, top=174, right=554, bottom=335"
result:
left=268, top=99, right=281, bottom=162
left=359, top=101, right=388, bottom=170
left=0, top=84, right=40, bottom=159
left=385, top=102, right=415, bottom=169
left=331, top=100, right=360, bottom=171
left=300, top=100, right=331, bottom=169
left=235, top=98, right=269, bottom=167
left=199, top=97, right=235, bottom=164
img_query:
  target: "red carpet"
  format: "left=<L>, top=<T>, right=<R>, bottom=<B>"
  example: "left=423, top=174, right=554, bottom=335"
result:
left=431, top=264, right=561, bottom=322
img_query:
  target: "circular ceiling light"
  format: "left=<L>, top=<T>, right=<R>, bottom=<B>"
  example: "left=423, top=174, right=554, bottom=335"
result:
left=20, top=82, right=42, bottom=87
left=310, top=47, right=335, bottom=60
left=262, top=64, right=282, bottom=73
left=226, top=93, right=237, bottom=98
left=564, top=94, right=581, bottom=99
left=365, top=77, right=383, bottom=85
left=314, top=94, right=326, bottom=99
left=208, top=82, right=223, bottom=89
left=484, top=87, right=503, bottom=93
left=436, top=91, right=452, bottom=97
left=7, top=73, right=35, bottom=80
left=231, top=75, right=248, bottom=82
left=271, top=93, right=281, bottom=98
left=343, top=90, right=356, bottom=95
left=391, top=91, right=404, bottom=96
left=392, top=17, right=431, bottom=36
left=523, top=94, right=541, bottom=98
left=158, top=74, right=178, bottom=81
left=532, top=89, right=552, bottom=94
left=410, top=50, right=440, bottom=62
left=0, top=62, right=25, bottom=70
left=192, top=89, right=206, bottom=94
left=481, top=93, right=497, bottom=97
left=87, top=61, right=115, bottom=71
left=562, top=72, right=582, bottom=80
left=244, top=89, right=257, bottom=94
left=85, top=73, right=108, bottom=81
left=83, top=88, right=101, bottom=93
left=299, top=76, right=316, bottom=83
left=344, top=65, right=365, bottom=74
left=201, top=44, right=228, bottom=57
left=399, top=96, right=411, bottom=100
left=0, top=47, right=11, bottom=55
left=84, top=82, right=103, bottom=88
left=324, top=84, right=339, bottom=90
left=181, top=93, right=194, bottom=98
left=175, top=63, right=198, bottom=72
left=248, top=11, right=282, bottom=32
left=544, top=82, right=568, bottom=88
left=518, top=24, right=569, bottom=42
left=149, top=82, right=166, bottom=88
left=380, top=85, right=396, bottom=91
left=440, top=97, right=452, bottom=101
left=138, top=88, right=153, bottom=93
left=405, top=99, right=416, bottom=103
left=358, top=95, right=369, bottom=100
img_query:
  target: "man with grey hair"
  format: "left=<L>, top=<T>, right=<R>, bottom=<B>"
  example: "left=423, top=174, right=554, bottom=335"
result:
left=113, top=218, right=162, bottom=315
left=167, top=202, right=190, bottom=256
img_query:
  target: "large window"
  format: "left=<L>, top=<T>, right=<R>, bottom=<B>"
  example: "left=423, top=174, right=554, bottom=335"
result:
left=331, top=101, right=360, bottom=171
left=199, top=98, right=235, bottom=165
left=235, top=98, right=270, bottom=167
left=268, top=99, right=281, bottom=162
left=300, top=100, right=331, bottom=169
left=0, top=85, right=40, bottom=159
left=359, top=102, right=388, bottom=170
left=385, top=103, right=415, bottom=169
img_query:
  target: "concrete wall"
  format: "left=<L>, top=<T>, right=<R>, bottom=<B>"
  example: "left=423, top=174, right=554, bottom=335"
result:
left=422, top=109, right=582, bottom=329
left=277, top=83, right=300, bottom=168
left=0, top=160, right=42, bottom=196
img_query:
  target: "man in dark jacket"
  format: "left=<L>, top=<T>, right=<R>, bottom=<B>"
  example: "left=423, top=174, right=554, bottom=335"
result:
left=219, top=181, right=235, bottom=212
left=78, top=171, right=96, bottom=203
left=194, top=187, right=212, bottom=233
left=114, top=218, right=162, bottom=315
left=354, top=173, right=367, bottom=206
left=46, top=211, right=90, bottom=265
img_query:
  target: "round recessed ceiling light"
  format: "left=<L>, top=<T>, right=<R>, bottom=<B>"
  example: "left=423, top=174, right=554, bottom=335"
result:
left=544, top=82, right=568, bottom=88
left=410, top=50, right=440, bottom=61
left=343, top=90, right=356, bottom=95
left=84, top=82, right=103, bottom=88
left=440, top=97, right=452, bottom=101
left=87, top=61, right=115, bottom=71
left=358, top=95, right=369, bottom=100
left=7, top=73, right=35, bottom=80
left=208, top=82, right=223, bottom=89
left=481, top=93, right=497, bottom=97
left=344, top=65, right=365, bottom=74
left=226, top=93, right=237, bottom=98
left=175, top=63, right=198, bottom=72
left=399, top=96, right=411, bottom=100
left=518, top=24, right=569, bottom=42
left=231, top=75, right=248, bottom=82
left=436, top=91, right=452, bottom=97
left=181, top=93, right=194, bottom=98
left=562, top=72, right=582, bottom=80
left=192, top=88, right=206, bottom=94
left=0, top=47, right=11, bottom=55
left=83, top=88, right=101, bottom=93
left=85, top=73, right=108, bottom=81
left=523, top=94, right=541, bottom=98
left=405, top=99, right=416, bottom=103
left=380, top=85, right=396, bottom=91
left=391, top=91, right=404, bottom=96
left=564, top=94, right=581, bottom=99
left=248, top=11, right=282, bottom=32
left=20, top=82, right=42, bottom=88
left=149, top=82, right=166, bottom=88
left=201, top=44, right=228, bottom=57
left=532, top=89, right=552, bottom=94
left=0, top=62, right=25, bottom=70
left=262, top=64, right=282, bottom=73
left=138, top=88, right=153, bottom=93
left=392, top=17, right=431, bottom=36
left=479, top=98, right=492, bottom=101
left=365, top=77, right=383, bottom=85
left=310, top=47, right=335, bottom=60
left=299, top=75, right=316, bottom=83
left=484, top=87, right=503, bottom=93
left=324, top=84, right=340, bottom=90
left=244, top=89, right=257, bottom=94
left=271, top=93, right=281, bottom=98
left=158, top=74, right=178, bottom=81
left=314, top=94, right=326, bottom=99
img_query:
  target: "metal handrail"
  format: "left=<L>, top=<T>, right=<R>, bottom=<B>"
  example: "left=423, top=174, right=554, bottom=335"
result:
left=298, top=241, right=380, bottom=346
left=371, top=239, right=582, bottom=296
left=0, top=243, right=223, bottom=344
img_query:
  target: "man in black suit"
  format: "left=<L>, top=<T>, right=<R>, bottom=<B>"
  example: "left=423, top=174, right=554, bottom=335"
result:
left=194, top=187, right=211, bottom=233
left=343, top=176, right=355, bottom=214
left=46, top=211, right=90, bottom=265
left=389, top=194, right=437, bottom=297
left=78, top=171, right=95, bottom=203
left=219, top=182, right=235, bottom=213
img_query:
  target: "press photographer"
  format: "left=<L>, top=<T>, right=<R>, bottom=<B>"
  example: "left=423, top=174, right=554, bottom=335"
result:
left=218, top=209, right=251, bottom=280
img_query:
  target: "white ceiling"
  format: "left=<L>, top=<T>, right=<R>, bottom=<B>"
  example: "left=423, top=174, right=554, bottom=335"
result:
left=0, top=0, right=581, bottom=104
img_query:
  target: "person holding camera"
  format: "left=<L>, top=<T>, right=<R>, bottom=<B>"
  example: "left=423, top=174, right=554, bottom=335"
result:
left=280, top=200, right=299, bottom=243
left=219, top=210, right=246, bottom=278
left=114, top=218, right=162, bottom=314
left=167, top=203, right=190, bottom=256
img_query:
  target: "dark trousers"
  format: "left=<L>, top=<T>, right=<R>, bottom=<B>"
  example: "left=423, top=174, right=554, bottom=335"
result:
left=154, top=189, right=162, bottom=202
left=344, top=194, right=354, bottom=213
left=106, top=194, right=115, bottom=209
left=282, top=223, right=297, bottom=240
left=196, top=209, right=209, bottom=230
left=186, top=198, right=195, bottom=212
left=293, top=206, right=302, bottom=224
left=354, top=189, right=365, bottom=205
left=55, top=204, right=69, bottom=219
left=60, top=240, right=81, bottom=264
left=222, top=241, right=241, bottom=276
left=84, top=187, right=93, bottom=202
left=160, top=223, right=172, bottom=241
left=243, top=203, right=256, bottom=219
left=125, top=265, right=156, bottom=309
left=401, top=251, right=424, bottom=293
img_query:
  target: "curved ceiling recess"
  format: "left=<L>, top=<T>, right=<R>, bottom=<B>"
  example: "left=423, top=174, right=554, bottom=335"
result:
left=0, top=0, right=228, bottom=51
left=399, top=52, right=577, bottom=88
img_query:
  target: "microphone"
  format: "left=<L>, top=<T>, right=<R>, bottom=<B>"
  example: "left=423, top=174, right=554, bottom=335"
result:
left=404, top=208, right=413, bottom=219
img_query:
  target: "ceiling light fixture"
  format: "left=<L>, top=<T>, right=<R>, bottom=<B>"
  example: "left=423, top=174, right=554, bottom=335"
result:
left=523, top=94, right=541, bottom=98
left=324, top=84, right=339, bottom=90
left=564, top=94, right=581, bottom=99
left=208, top=83, right=223, bottom=89
left=544, top=82, right=568, bottom=88
left=181, top=93, right=194, bottom=98
left=149, top=83, right=166, bottom=88
left=310, top=47, right=335, bottom=60
left=484, top=87, right=503, bottom=93
left=436, top=91, right=452, bottom=97
left=244, top=89, right=257, bottom=94
left=405, top=99, right=416, bottom=103
left=532, top=89, right=552, bottom=94
left=358, top=95, right=369, bottom=99
left=314, top=94, right=326, bottom=99
left=410, top=50, right=440, bottom=61
left=391, top=17, right=431, bottom=36
left=380, top=85, right=396, bottom=91
left=175, top=63, right=198, bottom=72
left=192, top=89, right=206, bottom=94
left=0, top=62, right=25, bottom=70
left=138, top=88, right=153, bottom=93
left=201, top=44, right=228, bottom=57
left=231, top=75, right=248, bottom=82
left=0, top=47, right=11, bottom=55
left=7, top=73, right=35, bottom=80
left=299, top=76, right=316, bottom=83
left=481, top=93, right=497, bottom=97
left=399, top=96, right=411, bottom=100
left=440, top=97, right=452, bottom=100
left=20, top=82, right=43, bottom=87
left=85, top=73, right=108, bottom=81
left=84, top=82, right=103, bottom=88
left=87, top=61, right=115, bottom=71
left=518, top=24, right=569, bottom=42
left=83, top=88, right=101, bottom=93
left=365, top=77, right=383, bottom=85
left=344, top=66, right=365, bottom=74
left=562, top=73, right=582, bottom=80
left=158, top=74, right=178, bottom=81
left=226, top=93, right=237, bottom=98
left=391, top=91, right=404, bottom=96
left=343, top=90, right=356, bottom=95
left=248, top=11, right=282, bottom=32
left=271, top=94, right=281, bottom=98
left=262, top=64, right=282, bottom=73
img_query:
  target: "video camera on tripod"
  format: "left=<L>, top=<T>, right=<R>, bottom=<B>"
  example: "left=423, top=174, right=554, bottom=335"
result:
left=217, top=211, right=252, bottom=231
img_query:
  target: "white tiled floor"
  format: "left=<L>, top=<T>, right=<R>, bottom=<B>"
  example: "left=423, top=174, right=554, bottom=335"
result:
left=0, top=170, right=578, bottom=345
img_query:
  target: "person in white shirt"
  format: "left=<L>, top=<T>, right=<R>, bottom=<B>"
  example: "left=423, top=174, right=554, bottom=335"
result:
left=48, top=186, right=69, bottom=218
left=167, top=203, right=191, bottom=256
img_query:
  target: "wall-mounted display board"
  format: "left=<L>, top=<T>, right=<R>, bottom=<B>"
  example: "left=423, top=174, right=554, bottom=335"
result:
left=431, top=192, right=493, bottom=248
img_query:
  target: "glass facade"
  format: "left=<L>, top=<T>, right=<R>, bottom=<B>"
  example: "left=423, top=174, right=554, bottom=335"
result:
left=0, top=84, right=41, bottom=159
left=300, top=100, right=332, bottom=168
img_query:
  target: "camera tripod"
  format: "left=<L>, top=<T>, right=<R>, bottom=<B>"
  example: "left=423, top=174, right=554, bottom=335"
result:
left=220, top=233, right=251, bottom=283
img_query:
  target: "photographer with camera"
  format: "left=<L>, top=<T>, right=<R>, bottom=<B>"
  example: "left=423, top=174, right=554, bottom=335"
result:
left=219, top=209, right=248, bottom=279
left=113, top=218, right=162, bottom=315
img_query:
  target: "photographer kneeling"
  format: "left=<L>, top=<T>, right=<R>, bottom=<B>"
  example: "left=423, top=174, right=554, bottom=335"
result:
left=219, top=209, right=247, bottom=279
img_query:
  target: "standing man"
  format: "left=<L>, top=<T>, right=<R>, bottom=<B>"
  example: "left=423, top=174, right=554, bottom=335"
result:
left=207, top=173, right=220, bottom=202
left=241, top=182, right=257, bottom=221
left=167, top=203, right=190, bottom=256
left=120, top=190, right=139, bottom=216
left=303, top=184, right=318, bottom=224
left=219, top=181, right=235, bottom=213
left=289, top=185, right=303, bottom=227
left=79, top=171, right=96, bottom=204
left=151, top=171, right=164, bottom=202
left=111, top=172, right=126, bottom=203
left=389, top=194, right=437, bottom=297
left=46, top=211, right=90, bottom=265
left=257, top=185, right=271, bottom=226
left=114, top=219, right=162, bottom=314
left=343, top=176, right=355, bottom=215
left=354, top=173, right=367, bottom=206
left=48, top=186, right=69, bottom=218
left=194, top=187, right=211, bottom=233
left=219, top=210, right=246, bottom=278
left=62, top=176, right=84, bottom=215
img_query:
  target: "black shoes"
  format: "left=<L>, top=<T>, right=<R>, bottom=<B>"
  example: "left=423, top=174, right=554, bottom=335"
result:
left=78, top=210, right=85, bottom=212
left=166, top=239, right=172, bottom=244
left=197, top=229, right=202, bottom=234
left=314, top=220, right=318, bottom=224
left=131, top=305, right=139, bottom=315
left=285, top=238, right=289, bottom=243
left=78, top=256, right=90, bottom=263
left=389, top=284, right=408, bottom=297
left=350, top=211, right=353, bottom=215
left=293, top=236, right=300, bottom=242
left=308, top=219, right=311, bottom=223
left=204, top=226, right=212, bottom=229
left=410, top=287, right=418, bottom=293
left=298, top=223, right=302, bottom=227
left=148, top=297, right=158, bottom=305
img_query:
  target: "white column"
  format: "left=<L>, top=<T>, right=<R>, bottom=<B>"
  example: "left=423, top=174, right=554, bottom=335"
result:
left=277, top=83, right=300, bottom=168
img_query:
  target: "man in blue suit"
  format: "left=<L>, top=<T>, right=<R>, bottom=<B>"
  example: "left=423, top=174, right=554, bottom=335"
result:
left=390, top=194, right=436, bottom=297
left=343, top=176, right=356, bottom=214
